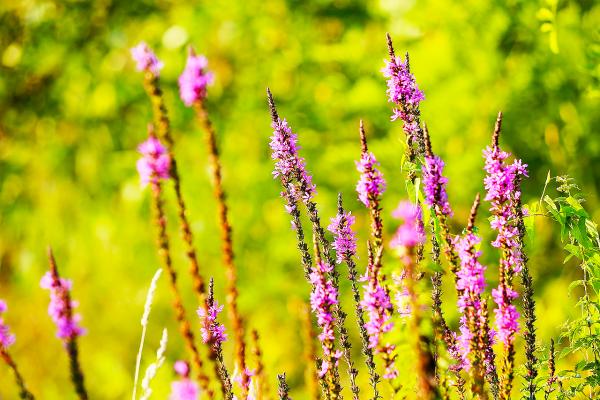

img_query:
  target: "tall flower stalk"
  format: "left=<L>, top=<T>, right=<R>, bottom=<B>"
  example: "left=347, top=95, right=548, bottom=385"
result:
left=131, top=42, right=208, bottom=308
left=390, top=202, right=437, bottom=399
left=0, top=300, right=34, bottom=400
left=277, top=374, right=292, bottom=400
left=454, top=194, right=490, bottom=398
left=179, top=47, right=251, bottom=396
left=137, top=129, right=213, bottom=398
left=198, top=278, right=234, bottom=400
left=268, top=90, right=354, bottom=399
left=329, top=194, right=380, bottom=399
left=356, top=121, right=386, bottom=268
left=42, top=248, right=87, bottom=400
left=483, top=112, right=528, bottom=399
left=250, top=329, right=270, bottom=400
left=383, top=34, right=426, bottom=181
left=311, top=244, right=343, bottom=398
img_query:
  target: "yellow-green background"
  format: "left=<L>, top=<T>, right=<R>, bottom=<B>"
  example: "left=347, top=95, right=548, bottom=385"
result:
left=0, top=0, right=598, bottom=398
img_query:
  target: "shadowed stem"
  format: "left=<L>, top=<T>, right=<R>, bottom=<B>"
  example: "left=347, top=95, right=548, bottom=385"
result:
left=0, top=349, right=35, bottom=399
left=47, top=248, right=88, bottom=400
left=338, top=194, right=380, bottom=400
left=149, top=180, right=213, bottom=398
left=514, top=174, right=538, bottom=399
left=251, top=329, right=271, bottom=400
left=193, top=99, right=249, bottom=395
left=544, top=339, right=556, bottom=400
left=277, top=374, right=292, bottom=400
left=429, top=222, right=467, bottom=399
left=142, top=73, right=208, bottom=306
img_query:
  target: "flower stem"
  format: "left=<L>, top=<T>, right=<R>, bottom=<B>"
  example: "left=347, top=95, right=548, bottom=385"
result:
left=193, top=99, right=250, bottom=396
left=149, top=179, right=213, bottom=398
left=0, top=349, right=35, bottom=399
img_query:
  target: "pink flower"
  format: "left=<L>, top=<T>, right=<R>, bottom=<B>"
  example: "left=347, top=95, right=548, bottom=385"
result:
left=169, top=361, right=200, bottom=400
left=136, top=137, right=171, bottom=186
left=0, top=300, right=15, bottom=349
left=355, top=152, right=386, bottom=208
left=327, top=211, right=357, bottom=263
left=130, top=42, right=164, bottom=76
left=40, top=271, right=85, bottom=340
left=178, top=51, right=214, bottom=106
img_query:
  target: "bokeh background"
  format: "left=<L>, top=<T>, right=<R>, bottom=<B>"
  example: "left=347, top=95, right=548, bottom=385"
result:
left=0, top=0, right=599, bottom=398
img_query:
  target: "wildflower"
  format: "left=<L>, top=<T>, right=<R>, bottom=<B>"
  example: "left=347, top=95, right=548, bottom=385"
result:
left=269, top=118, right=316, bottom=202
left=355, top=151, right=386, bottom=208
left=0, top=300, right=15, bottom=349
left=131, top=42, right=164, bottom=76
left=327, top=210, right=357, bottom=263
left=422, top=155, right=453, bottom=217
left=178, top=49, right=214, bottom=106
left=491, top=286, right=520, bottom=346
left=137, top=136, right=171, bottom=186
left=40, top=271, right=85, bottom=340
left=169, top=361, right=200, bottom=400
left=361, top=243, right=396, bottom=379
left=382, top=48, right=424, bottom=151
left=197, top=299, right=227, bottom=345
left=454, top=232, right=487, bottom=371
left=309, top=260, right=342, bottom=377
left=382, top=54, right=424, bottom=123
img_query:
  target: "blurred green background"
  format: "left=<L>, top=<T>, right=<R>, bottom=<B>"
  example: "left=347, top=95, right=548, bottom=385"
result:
left=0, top=0, right=599, bottom=398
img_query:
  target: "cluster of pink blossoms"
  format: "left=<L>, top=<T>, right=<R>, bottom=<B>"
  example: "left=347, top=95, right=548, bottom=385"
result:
left=483, top=145, right=528, bottom=347
left=130, top=42, right=164, bottom=76
left=136, top=137, right=171, bottom=186
left=454, top=232, right=488, bottom=370
left=178, top=51, right=214, bottom=106
left=0, top=300, right=15, bottom=349
left=269, top=118, right=316, bottom=203
left=40, top=272, right=85, bottom=340
left=355, top=152, right=386, bottom=208
left=169, top=361, right=200, bottom=400
left=197, top=299, right=227, bottom=345
left=381, top=54, right=424, bottom=140
left=327, top=210, right=357, bottom=263
left=422, top=155, right=453, bottom=217
left=309, top=260, right=342, bottom=377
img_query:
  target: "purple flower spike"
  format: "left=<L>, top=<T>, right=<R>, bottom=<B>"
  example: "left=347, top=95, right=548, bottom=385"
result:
left=131, top=42, right=164, bottom=76
left=355, top=152, right=386, bottom=208
left=327, top=211, right=357, bottom=264
left=423, top=155, right=453, bottom=217
left=269, top=118, right=316, bottom=202
left=40, top=271, right=85, bottom=340
left=309, top=260, right=342, bottom=377
left=483, top=145, right=528, bottom=274
left=197, top=299, right=227, bottom=345
left=137, top=137, right=171, bottom=186
left=491, top=286, right=520, bottom=346
left=170, top=361, right=200, bottom=400
left=178, top=50, right=214, bottom=106
left=0, top=300, right=15, bottom=349
left=390, top=201, right=425, bottom=250
left=382, top=55, right=424, bottom=119
left=454, top=233, right=488, bottom=370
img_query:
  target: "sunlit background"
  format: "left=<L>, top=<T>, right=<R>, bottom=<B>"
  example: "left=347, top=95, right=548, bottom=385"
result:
left=0, top=0, right=599, bottom=398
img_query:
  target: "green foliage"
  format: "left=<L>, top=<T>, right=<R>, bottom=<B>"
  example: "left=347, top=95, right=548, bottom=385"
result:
left=540, top=176, right=600, bottom=398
